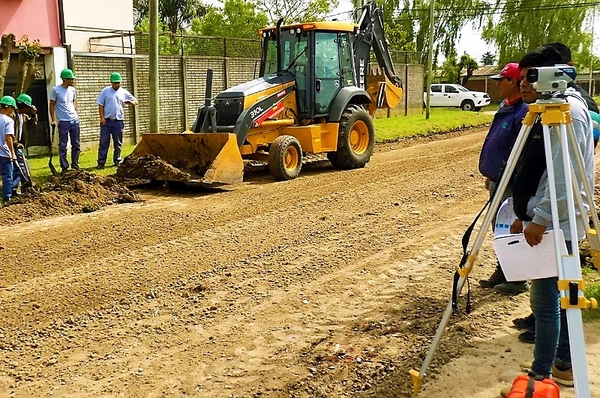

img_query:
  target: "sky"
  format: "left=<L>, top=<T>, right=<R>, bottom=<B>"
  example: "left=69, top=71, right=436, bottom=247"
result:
left=332, top=0, right=600, bottom=66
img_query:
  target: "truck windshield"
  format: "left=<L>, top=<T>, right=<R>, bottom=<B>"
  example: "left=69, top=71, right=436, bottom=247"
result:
left=456, top=85, right=469, bottom=92
left=263, top=31, right=310, bottom=76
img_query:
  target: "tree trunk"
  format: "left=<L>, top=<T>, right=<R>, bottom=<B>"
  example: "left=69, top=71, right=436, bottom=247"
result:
left=0, top=34, right=16, bottom=95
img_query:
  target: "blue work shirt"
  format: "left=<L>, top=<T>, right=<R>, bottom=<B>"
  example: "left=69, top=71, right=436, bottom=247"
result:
left=97, top=86, right=136, bottom=120
left=0, top=114, right=14, bottom=159
left=50, top=85, right=78, bottom=122
left=479, top=98, right=529, bottom=181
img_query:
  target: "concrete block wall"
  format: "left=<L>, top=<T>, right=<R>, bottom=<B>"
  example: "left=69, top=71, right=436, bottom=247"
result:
left=72, top=53, right=426, bottom=149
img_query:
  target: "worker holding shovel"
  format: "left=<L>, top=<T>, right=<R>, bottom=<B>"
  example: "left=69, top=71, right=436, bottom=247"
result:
left=12, top=93, right=36, bottom=195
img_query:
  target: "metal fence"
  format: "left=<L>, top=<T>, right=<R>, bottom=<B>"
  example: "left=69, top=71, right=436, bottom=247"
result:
left=85, top=30, right=422, bottom=64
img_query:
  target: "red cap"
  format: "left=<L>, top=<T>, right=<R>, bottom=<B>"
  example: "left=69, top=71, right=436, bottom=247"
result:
left=490, top=63, right=520, bottom=80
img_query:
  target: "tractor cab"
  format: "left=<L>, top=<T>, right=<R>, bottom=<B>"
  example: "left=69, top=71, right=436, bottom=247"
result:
left=259, top=22, right=359, bottom=119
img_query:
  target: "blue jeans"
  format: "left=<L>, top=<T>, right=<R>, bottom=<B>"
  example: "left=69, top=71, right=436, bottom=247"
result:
left=58, top=120, right=81, bottom=170
left=97, top=120, right=124, bottom=165
left=529, top=240, right=573, bottom=376
left=0, top=156, right=14, bottom=201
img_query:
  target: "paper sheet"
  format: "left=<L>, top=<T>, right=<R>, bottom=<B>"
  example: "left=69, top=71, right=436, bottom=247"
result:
left=493, top=230, right=566, bottom=281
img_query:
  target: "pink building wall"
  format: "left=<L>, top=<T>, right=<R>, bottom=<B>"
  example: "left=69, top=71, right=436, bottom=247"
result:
left=0, top=0, right=61, bottom=47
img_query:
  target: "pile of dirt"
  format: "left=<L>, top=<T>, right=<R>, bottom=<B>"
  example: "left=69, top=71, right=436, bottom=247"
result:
left=0, top=170, right=141, bottom=224
left=115, top=155, right=191, bottom=182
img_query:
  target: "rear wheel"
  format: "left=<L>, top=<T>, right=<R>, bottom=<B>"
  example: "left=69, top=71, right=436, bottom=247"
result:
left=327, top=105, right=375, bottom=169
left=268, top=135, right=302, bottom=180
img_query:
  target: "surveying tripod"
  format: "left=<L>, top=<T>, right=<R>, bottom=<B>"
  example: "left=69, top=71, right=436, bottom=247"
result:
left=410, top=97, right=600, bottom=397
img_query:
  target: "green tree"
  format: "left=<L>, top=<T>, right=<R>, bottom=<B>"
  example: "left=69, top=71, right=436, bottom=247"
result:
left=481, top=0, right=594, bottom=68
left=255, top=0, right=338, bottom=24
left=440, top=52, right=458, bottom=83
left=458, top=53, right=478, bottom=85
left=133, top=0, right=149, bottom=28
left=134, top=0, right=210, bottom=34
left=192, top=0, right=268, bottom=38
left=480, top=51, right=496, bottom=66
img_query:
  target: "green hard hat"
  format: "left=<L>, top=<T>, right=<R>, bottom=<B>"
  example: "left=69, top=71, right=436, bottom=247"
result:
left=60, top=68, right=76, bottom=79
left=16, top=93, right=33, bottom=107
left=110, top=72, right=122, bottom=83
left=0, top=95, right=16, bottom=108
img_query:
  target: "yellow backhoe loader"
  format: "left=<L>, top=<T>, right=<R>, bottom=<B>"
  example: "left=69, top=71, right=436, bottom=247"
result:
left=127, top=2, right=403, bottom=186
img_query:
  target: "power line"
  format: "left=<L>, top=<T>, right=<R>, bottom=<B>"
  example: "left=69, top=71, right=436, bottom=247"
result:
left=326, top=1, right=600, bottom=20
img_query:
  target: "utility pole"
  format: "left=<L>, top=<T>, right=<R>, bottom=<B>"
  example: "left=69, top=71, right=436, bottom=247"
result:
left=425, top=0, right=435, bottom=119
left=149, top=0, right=160, bottom=133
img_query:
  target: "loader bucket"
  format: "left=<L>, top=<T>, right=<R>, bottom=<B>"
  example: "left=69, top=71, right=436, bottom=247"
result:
left=127, top=132, right=244, bottom=185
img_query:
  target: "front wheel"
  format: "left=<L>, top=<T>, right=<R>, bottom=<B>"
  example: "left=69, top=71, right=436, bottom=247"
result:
left=327, top=104, right=375, bottom=169
left=268, top=135, right=302, bottom=180
left=461, top=100, right=475, bottom=111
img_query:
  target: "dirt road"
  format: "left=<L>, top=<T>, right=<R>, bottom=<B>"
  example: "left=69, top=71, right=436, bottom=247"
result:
left=1, top=128, right=599, bottom=397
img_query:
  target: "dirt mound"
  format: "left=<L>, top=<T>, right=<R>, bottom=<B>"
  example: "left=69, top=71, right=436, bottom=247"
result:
left=116, top=155, right=191, bottom=182
left=0, top=170, right=141, bottom=224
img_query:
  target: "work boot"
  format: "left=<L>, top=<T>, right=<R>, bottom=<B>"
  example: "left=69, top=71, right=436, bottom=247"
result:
left=519, top=363, right=573, bottom=387
left=512, top=313, right=535, bottom=329
left=500, top=386, right=510, bottom=397
left=479, top=265, right=507, bottom=288
left=96, top=163, right=105, bottom=170
left=551, top=364, right=574, bottom=387
left=493, top=281, right=528, bottom=295
left=518, top=326, right=535, bottom=344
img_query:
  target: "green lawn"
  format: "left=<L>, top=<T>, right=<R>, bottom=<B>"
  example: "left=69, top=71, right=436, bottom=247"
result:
left=27, top=143, right=137, bottom=185
left=374, top=107, right=493, bottom=142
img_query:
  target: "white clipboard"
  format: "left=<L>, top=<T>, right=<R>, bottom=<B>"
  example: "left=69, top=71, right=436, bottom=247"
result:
left=493, top=229, right=566, bottom=281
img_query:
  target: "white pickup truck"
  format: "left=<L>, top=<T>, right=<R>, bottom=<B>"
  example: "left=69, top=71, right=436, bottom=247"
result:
left=423, top=83, right=491, bottom=111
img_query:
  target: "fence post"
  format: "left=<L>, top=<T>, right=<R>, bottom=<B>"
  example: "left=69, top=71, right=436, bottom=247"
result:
left=131, top=58, right=140, bottom=143
left=181, top=56, right=189, bottom=131
left=223, top=38, right=229, bottom=89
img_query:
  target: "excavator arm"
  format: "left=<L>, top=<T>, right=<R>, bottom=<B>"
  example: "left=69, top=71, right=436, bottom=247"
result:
left=352, top=2, right=403, bottom=110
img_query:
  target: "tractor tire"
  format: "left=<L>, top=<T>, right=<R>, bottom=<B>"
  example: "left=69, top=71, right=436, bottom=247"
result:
left=461, top=100, right=475, bottom=111
left=268, top=135, right=303, bottom=181
left=327, top=105, right=375, bottom=169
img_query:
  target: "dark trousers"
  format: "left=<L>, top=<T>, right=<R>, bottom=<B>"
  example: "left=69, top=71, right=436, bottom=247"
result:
left=0, top=156, right=14, bottom=201
left=97, top=120, right=124, bottom=165
left=12, top=148, right=31, bottom=192
left=58, top=120, right=81, bottom=170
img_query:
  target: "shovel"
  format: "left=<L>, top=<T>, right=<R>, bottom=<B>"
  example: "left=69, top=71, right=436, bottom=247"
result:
left=48, top=124, right=57, bottom=175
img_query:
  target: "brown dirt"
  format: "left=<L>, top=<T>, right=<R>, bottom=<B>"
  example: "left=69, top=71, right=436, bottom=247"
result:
left=0, top=170, right=141, bottom=225
left=115, top=155, right=191, bottom=182
left=0, top=127, right=599, bottom=398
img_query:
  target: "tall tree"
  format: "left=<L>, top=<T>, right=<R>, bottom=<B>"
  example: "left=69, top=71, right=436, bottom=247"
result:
left=134, top=0, right=210, bottom=34
left=440, top=52, right=458, bottom=83
left=133, top=0, right=149, bottom=28
left=191, top=0, right=268, bottom=38
left=480, top=51, right=496, bottom=66
left=255, top=0, right=338, bottom=24
left=482, top=0, right=594, bottom=67
left=457, top=53, right=478, bottom=85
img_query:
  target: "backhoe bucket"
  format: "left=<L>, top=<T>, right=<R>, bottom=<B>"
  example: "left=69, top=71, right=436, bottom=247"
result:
left=127, top=132, right=244, bottom=186
left=366, top=70, right=404, bottom=112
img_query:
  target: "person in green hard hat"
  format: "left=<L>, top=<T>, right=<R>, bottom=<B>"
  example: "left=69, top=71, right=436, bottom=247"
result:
left=50, top=68, right=80, bottom=174
left=0, top=96, right=18, bottom=205
left=12, top=93, right=37, bottom=194
left=96, top=72, right=137, bottom=169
